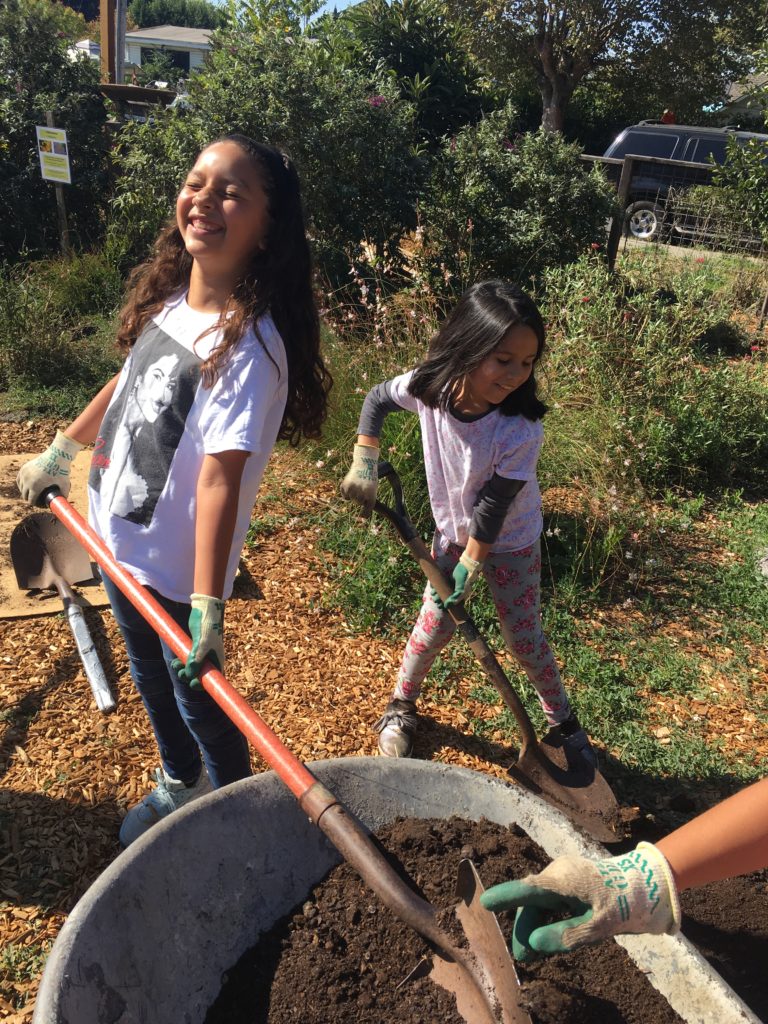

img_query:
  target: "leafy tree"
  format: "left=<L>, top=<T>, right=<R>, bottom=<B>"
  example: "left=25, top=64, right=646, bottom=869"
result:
left=127, top=0, right=227, bottom=29
left=110, top=25, right=425, bottom=280
left=327, top=0, right=493, bottom=148
left=0, top=0, right=110, bottom=261
left=452, top=0, right=763, bottom=135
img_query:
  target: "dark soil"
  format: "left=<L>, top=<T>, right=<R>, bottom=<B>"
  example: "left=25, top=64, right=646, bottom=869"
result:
left=205, top=815, right=763, bottom=1024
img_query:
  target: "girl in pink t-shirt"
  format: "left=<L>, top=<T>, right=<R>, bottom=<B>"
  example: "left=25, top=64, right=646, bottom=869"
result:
left=341, top=280, right=594, bottom=765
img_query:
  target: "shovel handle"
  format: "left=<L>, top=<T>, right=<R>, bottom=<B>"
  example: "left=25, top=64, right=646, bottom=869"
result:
left=43, top=491, right=317, bottom=801
left=55, top=578, right=116, bottom=713
left=373, top=463, right=538, bottom=750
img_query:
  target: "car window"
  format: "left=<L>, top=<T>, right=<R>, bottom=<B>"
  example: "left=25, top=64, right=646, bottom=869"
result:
left=685, top=138, right=728, bottom=164
left=606, top=130, right=678, bottom=159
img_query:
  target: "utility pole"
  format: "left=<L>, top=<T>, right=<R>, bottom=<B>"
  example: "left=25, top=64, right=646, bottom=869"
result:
left=115, top=0, right=127, bottom=83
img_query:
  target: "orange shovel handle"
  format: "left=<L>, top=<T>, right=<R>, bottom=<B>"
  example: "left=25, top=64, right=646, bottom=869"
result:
left=45, top=492, right=317, bottom=801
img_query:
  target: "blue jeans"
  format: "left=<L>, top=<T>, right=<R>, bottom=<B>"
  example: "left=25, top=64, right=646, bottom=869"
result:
left=103, top=576, right=251, bottom=789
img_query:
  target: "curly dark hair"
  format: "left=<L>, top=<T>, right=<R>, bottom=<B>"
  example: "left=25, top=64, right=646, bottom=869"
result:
left=115, top=134, right=331, bottom=444
left=408, top=280, right=547, bottom=421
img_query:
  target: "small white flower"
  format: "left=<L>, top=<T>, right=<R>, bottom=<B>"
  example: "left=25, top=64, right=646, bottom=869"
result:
left=315, top=460, right=325, bottom=469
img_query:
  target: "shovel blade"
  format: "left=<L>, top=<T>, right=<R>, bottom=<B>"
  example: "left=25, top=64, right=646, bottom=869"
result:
left=510, top=737, right=626, bottom=844
left=403, top=860, right=532, bottom=1024
left=11, top=513, right=94, bottom=591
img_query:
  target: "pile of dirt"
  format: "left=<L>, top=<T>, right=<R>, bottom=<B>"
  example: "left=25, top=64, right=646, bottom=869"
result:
left=206, top=816, right=684, bottom=1024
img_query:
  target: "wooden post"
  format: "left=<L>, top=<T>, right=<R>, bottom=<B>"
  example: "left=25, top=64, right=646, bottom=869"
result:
left=606, top=156, right=635, bottom=272
left=100, top=0, right=116, bottom=84
left=46, top=111, right=72, bottom=258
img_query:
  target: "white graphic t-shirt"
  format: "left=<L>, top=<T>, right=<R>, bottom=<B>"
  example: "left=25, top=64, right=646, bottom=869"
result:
left=88, top=292, right=288, bottom=601
left=388, top=371, right=543, bottom=553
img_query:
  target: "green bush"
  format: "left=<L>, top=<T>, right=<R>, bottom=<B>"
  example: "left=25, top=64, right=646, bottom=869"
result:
left=0, top=253, right=122, bottom=413
left=0, top=0, right=110, bottom=261
left=415, top=112, right=617, bottom=290
left=109, top=27, right=425, bottom=280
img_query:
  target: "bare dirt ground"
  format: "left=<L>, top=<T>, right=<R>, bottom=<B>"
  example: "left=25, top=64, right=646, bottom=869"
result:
left=1, top=420, right=766, bottom=1022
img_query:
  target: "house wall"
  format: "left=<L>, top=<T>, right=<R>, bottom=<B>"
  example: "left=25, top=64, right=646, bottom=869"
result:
left=126, top=42, right=207, bottom=70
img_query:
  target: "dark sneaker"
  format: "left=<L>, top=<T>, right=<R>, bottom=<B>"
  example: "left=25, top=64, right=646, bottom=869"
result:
left=119, top=766, right=212, bottom=847
left=374, top=699, right=418, bottom=758
left=558, top=712, right=598, bottom=769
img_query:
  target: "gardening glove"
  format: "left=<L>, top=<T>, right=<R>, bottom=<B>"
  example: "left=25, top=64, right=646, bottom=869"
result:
left=340, top=443, right=379, bottom=516
left=431, top=551, right=483, bottom=609
left=480, top=842, right=681, bottom=961
left=172, top=594, right=225, bottom=691
left=16, top=430, right=85, bottom=505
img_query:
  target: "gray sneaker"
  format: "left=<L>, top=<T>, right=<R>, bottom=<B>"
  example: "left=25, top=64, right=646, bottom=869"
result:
left=374, top=699, right=418, bottom=758
left=119, top=766, right=213, bottom=847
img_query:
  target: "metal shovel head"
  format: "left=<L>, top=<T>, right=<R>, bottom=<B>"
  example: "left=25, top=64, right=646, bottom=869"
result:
left=404, top=859, right=532, bottom=1024
left=511, top=734, right=625, bottom=843
left=10, top=512, right=94, bottom=591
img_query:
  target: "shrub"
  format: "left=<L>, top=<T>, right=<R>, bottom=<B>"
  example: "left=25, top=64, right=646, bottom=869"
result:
left=415, top=111, right=617, bottom=291
left=0, top=253, right=122, bottom=413
left=109, top=27, right=425, bottom=280
left=0, top=0, right=110, bottom=261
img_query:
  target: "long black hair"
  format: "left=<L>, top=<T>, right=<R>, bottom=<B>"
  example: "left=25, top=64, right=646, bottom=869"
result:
left=117, top=133, right=331, bottom=444
left=408, top=280, right=547, bottom=421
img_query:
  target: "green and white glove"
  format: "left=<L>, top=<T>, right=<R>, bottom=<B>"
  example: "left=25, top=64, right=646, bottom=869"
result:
left=432, top=551, right=483, bottom=609
left=172, top=594, right=225, bottom=691
left=16, top=430, right=85, bottom=505
left=480, top=842, right=681, bottom=961
left=340, top=443, right=379, bottom=515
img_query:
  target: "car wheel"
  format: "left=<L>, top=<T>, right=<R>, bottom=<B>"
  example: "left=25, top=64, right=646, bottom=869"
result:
left=624, top=201, right=667, bottom=242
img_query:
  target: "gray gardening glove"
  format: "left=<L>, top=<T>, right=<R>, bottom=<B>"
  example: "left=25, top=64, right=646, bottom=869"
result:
left=480, top=842, right=681, bottom=960
left=17, top=430, right=85, bottom=505
left=340, top=443, right=379, bottom=515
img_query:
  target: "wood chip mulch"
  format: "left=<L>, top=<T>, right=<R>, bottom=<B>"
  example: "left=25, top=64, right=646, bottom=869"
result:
left=0, top=422, right=515, bottom=1022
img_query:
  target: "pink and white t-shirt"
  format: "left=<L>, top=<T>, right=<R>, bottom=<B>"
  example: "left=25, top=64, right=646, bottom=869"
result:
left=387, top=371, right=543, bottom=553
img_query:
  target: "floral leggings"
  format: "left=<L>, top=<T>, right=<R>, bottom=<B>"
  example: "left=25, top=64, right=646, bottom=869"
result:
left=393, top=536, right=571, bottom=727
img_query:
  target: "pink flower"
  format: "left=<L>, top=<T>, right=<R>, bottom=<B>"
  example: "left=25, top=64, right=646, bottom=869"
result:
left=590, top=242, right=601, bottom=250
left=695, top=256, right=706, bottom=264
left=367, top=95, right=387, bottom=108
left=581, top=296, right=591, bottom=303
left=512, top=615, right=535, bottom=634
left=513, top=585, right=536, bottom=609
left=494, top=566, right=520, bottom=587
left=513, top=639, right=535, bottom=655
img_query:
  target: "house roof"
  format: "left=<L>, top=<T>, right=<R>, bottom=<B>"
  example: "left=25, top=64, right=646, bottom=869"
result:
left=124, top=24, right=213, bottom=48
left=726, top=73, right=768, bottom=104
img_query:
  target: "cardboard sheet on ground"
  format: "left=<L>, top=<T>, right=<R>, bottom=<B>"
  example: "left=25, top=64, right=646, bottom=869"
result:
left=0, top=454, right=109, bottom=619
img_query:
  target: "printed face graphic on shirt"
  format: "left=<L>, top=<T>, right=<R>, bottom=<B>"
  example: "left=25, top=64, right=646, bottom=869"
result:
left=89, top=326, right=199, bottom=526
left=454, top=325, right=539, bottom=415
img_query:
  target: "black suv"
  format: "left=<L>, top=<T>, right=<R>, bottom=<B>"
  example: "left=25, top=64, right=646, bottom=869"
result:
left=598, top=121, right=768, bottom=242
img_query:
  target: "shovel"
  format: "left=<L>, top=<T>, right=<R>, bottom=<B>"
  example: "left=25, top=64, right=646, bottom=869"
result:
left=10, top=512, right=115, bottom=714
left=38, top=487, right=531, bottom=1024
left=373, top=462, right=625, bottom=844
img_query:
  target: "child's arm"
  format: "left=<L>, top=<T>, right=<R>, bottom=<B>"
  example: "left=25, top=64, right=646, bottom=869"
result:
left=479, top=777, right=768, bottom=960
left=17, top=372, right=122, bottom=504
left=174, top=450, right=249, bottom=689
left=341, top=380, right=407, bottom=513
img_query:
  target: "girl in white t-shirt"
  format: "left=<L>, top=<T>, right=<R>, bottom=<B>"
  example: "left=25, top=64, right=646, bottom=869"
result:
left=18, top=135, right=331, bottom=845
left=341, top=280, right=593, bottom=764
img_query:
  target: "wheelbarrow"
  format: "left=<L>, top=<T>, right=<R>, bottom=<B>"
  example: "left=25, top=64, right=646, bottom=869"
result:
left=10, top=512, right=115, bottom=713
left=373, top=462, right=625, bottom=844
left=37, top=486, right=531, bottom=1024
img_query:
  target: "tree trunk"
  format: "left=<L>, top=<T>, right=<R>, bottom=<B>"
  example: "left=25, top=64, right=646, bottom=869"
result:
left=539, top=76, right=569, bottom=133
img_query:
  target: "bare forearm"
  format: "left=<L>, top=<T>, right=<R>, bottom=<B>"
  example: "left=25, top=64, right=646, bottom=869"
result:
left=657, top=778, right=768, bottom=891
left=194, top=451, right=249, bottom=598
left=67, top=373, right=122, bottom=445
